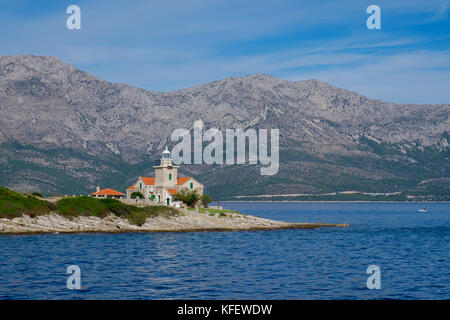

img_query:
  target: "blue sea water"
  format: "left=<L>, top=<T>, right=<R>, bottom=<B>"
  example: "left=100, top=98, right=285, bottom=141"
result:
left=0, top=202, right=449, bottom=300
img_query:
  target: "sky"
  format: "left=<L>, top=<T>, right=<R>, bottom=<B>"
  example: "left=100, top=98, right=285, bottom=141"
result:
left=0, top=0, right=449, bottom=104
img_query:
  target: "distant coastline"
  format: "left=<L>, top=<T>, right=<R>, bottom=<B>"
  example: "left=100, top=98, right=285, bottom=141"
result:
left=220, top=200, right=450, bottom=203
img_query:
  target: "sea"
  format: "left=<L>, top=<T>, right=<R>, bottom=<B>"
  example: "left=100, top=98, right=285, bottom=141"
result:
left=0, top=202, right=449, bottom=299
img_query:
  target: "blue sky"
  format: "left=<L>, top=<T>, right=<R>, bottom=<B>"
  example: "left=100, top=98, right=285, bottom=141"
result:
left=0, top=0, right=449, bottom=103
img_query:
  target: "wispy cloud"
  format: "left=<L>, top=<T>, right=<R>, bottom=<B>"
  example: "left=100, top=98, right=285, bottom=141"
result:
left=0, top=0, right=449, bottom=103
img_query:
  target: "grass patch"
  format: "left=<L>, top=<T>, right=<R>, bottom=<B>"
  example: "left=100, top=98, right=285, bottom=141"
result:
left=0, top=186, right=181, bottom=226
left=56, top=196, right=109, bottom=218
left=0, top=187, right=55, bottom=219
left=198, top=207, right=238, bottom=215
left=56, top=197, right=180, bottom=226
left=100, top=199, right=180, bottom=226
left=205, top=208, right=237, bottom=214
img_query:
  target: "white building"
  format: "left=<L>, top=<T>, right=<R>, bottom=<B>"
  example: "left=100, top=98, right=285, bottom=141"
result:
left=126, top=148, right=204, bottom=206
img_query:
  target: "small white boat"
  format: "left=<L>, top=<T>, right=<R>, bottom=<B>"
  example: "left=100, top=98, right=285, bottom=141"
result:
left=418, top=208, right=428, bottom=213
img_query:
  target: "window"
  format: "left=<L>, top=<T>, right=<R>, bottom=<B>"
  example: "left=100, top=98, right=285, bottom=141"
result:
left=139, top=182, right=142, bottom=189
left=158, top=195, right=161, bottom=202
left=151, top=194, right=155, bottom=201
left=190, top=182, right=193, bottom=189
left=169, top=173, right=172, bottom=180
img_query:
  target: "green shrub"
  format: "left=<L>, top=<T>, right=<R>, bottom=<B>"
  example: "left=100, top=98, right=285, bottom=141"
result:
left=56, top=196, right=109, bottom=217
left=130, top=191, right=144, bottom=199
left=173, top=189, right=200, bottom=207
left=32, top=192, right=44, bottom=198
left=100, top=198, right=134, bottom=216
left=201, top=194, right=212, bottom=208
left=0, top=187, right=181, bottom=226
left=0, top=186, right=54, bottom=219
left=100, top=198, right=180, bottom=226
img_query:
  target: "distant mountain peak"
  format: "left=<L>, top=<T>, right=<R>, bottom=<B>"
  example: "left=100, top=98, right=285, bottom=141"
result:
left=0, top=54, right=100, bottom=82
left=0, top=55, right=448, bottom=198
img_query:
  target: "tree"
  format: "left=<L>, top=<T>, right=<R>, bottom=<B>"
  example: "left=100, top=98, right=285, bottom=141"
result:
left=173, top=188, right=200, bottom=207
left=201, top=194, right=212, bottom=208
left=32, top=192, right=44, bottom=198
left=130, top=191, right=144, bottom=199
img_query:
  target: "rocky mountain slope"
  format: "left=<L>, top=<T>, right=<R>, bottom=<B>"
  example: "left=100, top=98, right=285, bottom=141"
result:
left=0, top=55, right=448, bottom=199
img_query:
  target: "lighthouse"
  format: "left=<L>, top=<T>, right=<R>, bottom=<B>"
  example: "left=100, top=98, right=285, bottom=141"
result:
left=154, top=147, right=180, bottom=188
left=126, top=147, right=204, bottom=206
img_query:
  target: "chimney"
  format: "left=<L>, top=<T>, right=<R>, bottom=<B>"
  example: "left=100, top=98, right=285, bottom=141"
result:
left=96, top=186, right=100, bottom=193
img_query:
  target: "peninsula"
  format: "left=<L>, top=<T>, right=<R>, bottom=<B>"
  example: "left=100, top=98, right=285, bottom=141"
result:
left=0, top=187, right=348, bottom=235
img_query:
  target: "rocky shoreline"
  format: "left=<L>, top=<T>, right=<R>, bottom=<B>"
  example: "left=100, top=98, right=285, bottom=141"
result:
left=0, top=208, right=348, bottom=234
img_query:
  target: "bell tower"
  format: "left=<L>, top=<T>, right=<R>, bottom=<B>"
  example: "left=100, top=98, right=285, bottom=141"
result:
left=154, top=147, right=179, bottom=188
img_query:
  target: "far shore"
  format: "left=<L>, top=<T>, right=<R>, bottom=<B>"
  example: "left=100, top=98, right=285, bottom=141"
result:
left=218, top=200, right=450, bottom=203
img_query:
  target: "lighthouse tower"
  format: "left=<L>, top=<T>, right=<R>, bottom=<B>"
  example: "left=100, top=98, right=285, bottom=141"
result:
left=154, top=147, right=179, bottom=188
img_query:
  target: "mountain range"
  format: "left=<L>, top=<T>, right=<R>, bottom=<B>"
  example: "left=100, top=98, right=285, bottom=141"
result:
left=0, top=55, right=448, bottom=200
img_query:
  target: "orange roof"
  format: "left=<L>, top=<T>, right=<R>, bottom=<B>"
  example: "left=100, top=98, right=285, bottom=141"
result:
left=168, top=188, right=177, bottom=195
left=91, top=188, right=125, bottom=196
left=177, top=177, right=191, bottom=185
left=127, top=177, right=191, bottom=189
left=128, top=177, right=155, bottom=190
left=142, top=177, right=155, bottom=185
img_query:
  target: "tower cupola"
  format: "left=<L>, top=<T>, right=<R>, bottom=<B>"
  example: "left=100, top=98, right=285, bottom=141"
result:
left=162, top=147, right=171, bottom=159
left=154, top=147, right=179, bottom=187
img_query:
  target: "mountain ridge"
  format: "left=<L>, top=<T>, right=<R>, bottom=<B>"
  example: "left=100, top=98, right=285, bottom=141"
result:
left=0, top=55, right=448, bottom=199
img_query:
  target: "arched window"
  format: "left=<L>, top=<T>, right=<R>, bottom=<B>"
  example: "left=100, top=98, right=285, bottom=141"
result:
left=190, top=182, right=193, bottom=189
left=139, top=182, right=142, bottom=189
left=169, top=173, right=172, bottom=180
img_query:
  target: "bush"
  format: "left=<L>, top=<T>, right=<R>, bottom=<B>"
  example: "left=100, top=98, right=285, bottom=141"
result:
left=0, top=187, right=54, bottom=219
left=100, top=198, right=180, bottom=226
left=32, top=192, right=44, bottom=198
left=0, top=187, right=182, bottom=226
left=56, top=196, right=109, bottom=217
left=130, top=191, right=144, bottom=199
left=173, top=189, right=200, bottom=207
left=200, top=194, right=212, bottom=208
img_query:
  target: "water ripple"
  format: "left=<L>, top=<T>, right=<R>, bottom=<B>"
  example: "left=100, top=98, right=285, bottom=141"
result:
left=0, top=202, right=449, bottom=299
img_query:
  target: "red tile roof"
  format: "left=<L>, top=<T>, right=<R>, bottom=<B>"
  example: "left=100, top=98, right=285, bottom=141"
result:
left=177, top=177, right=191, bottom=185
left=168, top=188, right=177, bottom=195
left=142, top=177, right=155, bottom=185
left=128, top=177, right=156, bottom=190
left=91, top=188, right=125, bottom=196
left=127, top=177, right=191, bottom=189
